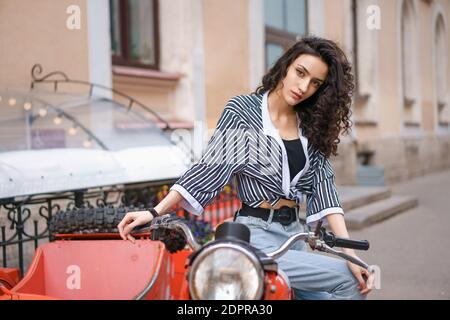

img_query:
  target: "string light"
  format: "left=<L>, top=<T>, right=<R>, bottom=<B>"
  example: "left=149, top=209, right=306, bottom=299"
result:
left=53, top=116, right=62, bottom=125
left=23, top=102, right=32, bottom=111
left=83, top=139, right=92, bottom=148
left=38, top=108, right=47, bottom=117
left=8, top=98, right=16, bottom=106
left=68, top=127, right=77, bottom=136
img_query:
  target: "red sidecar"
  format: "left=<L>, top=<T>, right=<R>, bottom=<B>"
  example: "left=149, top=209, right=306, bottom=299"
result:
left=0, top=233, right=190, bottom=300
left=0, top=233, right=289, bottom=300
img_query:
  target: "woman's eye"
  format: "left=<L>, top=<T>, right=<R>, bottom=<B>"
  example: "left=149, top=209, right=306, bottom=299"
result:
left=296, top=69, right=304, bottom=77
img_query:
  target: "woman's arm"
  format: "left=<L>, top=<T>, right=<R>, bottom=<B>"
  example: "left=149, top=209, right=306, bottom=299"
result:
left=326, top=213, right=374, bottom=295
left=154, top=190, right=184, bottom=215
left=326, top=213, right=355, bottom=256
left=117, top=190, right=184, bottom=242
left=119, top=102, right=246, bottom=241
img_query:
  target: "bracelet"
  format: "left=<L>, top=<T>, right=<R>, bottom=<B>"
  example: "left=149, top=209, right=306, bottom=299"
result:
left=149, top=208, right=159, bottom=218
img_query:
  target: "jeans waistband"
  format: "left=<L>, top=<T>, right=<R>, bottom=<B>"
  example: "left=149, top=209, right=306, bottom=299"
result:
left=236, top=203, right=299, bottom=226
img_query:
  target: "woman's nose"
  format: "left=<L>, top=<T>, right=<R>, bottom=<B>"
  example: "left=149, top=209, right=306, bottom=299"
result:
left=298, top=80, right=309, bottom=93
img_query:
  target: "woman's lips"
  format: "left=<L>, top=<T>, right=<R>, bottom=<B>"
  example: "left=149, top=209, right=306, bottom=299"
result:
left=291, top=90, right=303, bottom=101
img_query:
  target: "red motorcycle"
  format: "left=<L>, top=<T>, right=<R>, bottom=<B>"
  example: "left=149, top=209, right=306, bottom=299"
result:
left=146, top=213, right=372, bottom=300
left=0, top=210, right=372, bottom=300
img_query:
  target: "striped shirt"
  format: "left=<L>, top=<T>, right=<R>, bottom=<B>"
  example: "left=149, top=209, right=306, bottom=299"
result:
left=170, top=92, right=344, bottom=225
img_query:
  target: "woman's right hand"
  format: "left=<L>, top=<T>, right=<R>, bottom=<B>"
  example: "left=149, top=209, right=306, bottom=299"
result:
left=117, top=210, right=154, bottom=243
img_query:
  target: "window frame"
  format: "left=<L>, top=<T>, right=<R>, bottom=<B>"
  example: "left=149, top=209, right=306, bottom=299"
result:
left=434, top=14, right=449, bottom=127
left=111, top=0, right=160, bottom=70
left=264, top=0, right=308, bottom=70
left=400, top=0, right=421, bottom=127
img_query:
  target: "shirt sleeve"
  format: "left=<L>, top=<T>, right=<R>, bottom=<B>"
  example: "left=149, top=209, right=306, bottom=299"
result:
left=305, top=155, right=344, bottom=225
left=170, top=106, right=247, bottom=216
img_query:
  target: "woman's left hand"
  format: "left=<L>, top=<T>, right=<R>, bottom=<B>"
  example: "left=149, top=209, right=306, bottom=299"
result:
left=347, top=257, right=375, bottom=295
left=325, top=214, right=376, bottom=295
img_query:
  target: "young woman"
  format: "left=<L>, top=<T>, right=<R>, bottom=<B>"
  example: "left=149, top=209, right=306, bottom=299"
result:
left=118, top=36, right=375, bottom=299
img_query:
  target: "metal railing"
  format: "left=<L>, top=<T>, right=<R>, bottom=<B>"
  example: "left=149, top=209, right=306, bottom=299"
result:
left=0, top=181, right=240, bottom=276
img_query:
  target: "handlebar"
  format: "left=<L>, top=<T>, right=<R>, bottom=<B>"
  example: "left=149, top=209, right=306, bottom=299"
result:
left=333, top=238, right=370, bottom=251
left=137, top=214, right=372, bottom=271
left=264, top=231, right=371, bottom=271
left=320, top=229, right=370, bottom=251
left=144, top=213, right=201, bottom=251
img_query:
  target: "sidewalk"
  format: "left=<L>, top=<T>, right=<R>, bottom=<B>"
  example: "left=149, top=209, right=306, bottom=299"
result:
left=350, top=169, right=450, bottom=299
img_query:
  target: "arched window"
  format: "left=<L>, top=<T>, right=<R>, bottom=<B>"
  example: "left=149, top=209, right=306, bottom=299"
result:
left=352, top=0, right=379, bottom=125
left=434, top=13, right=449, bottom=127
left=400, top=0, right=420, bottom=127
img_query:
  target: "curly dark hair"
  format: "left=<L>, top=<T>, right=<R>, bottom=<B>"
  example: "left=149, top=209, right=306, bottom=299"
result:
left=255, top=36, right=354, bottom=158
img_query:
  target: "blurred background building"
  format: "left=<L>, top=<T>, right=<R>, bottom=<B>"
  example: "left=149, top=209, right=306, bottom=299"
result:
left=1, top=0, right=449, bottom=297
left=1, top=0, right=449, bottom=185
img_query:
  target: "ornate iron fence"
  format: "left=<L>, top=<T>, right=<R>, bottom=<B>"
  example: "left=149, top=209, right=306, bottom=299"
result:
left=0, top=180, right=240, bottom=276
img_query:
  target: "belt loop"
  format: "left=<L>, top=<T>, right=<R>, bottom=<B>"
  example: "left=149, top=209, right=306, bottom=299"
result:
left=266, top=208, right=274, bottom=228
left=233, top=209, right=240, bottom=222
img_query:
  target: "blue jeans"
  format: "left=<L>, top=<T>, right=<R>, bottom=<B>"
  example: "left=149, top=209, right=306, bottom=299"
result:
left=234, top=213, right=365, bottom=300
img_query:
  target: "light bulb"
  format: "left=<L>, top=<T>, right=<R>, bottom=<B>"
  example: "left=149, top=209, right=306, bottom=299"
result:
left=53, top=116, right=62, bottom=125
left=8, top=98, right=16, bottom=106
left=68, top=127, right=77, bottom=136
left=24, top=102, right=32, bottom=110
left=83, top=139, right=92, bottom=148
left=38, top=108, right=47, bottom=117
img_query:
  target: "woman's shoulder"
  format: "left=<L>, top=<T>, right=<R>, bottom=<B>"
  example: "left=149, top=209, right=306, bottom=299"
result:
left=225, top=93, right=263, bottom=120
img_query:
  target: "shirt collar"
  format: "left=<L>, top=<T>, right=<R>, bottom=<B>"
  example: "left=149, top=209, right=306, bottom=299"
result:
left=261, top=91, right=310, bottom=195
left=261, top=91, right=303, bottom=137
left=262, top=91, right=277, bottom=138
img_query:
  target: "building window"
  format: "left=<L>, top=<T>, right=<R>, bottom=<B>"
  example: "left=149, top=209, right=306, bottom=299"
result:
left=351, top=0, right=379, bottom=125
left=264, top=0, right=308, bottom=70
left=435, top=14, right=448, bottom=127
left=110, top=0, right=159, bottom=69
left=401, top=0, right=420, bottom=127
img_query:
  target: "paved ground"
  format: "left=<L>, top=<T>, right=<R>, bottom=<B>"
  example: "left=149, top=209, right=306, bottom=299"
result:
left=348, top=169, right=450, bottom=300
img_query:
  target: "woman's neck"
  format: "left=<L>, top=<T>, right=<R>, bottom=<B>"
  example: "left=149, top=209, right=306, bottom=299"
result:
left=267, top=89, right=296, bottom=121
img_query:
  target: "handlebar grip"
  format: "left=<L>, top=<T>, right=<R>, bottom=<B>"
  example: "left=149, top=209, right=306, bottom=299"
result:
left=333, top=237, right=370, bottom=251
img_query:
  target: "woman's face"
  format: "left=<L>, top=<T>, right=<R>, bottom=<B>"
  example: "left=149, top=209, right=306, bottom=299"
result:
left=277, top=54, right=328, bottom=106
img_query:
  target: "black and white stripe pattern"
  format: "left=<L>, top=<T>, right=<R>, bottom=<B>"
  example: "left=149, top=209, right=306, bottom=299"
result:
left=170, top=93, right=344, bottom=225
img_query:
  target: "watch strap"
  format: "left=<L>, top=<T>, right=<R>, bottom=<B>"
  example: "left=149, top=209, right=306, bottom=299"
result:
left=149, top=208, right=159, bottom=218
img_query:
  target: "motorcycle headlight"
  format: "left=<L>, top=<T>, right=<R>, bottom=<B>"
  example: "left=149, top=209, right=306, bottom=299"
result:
left=189, top=243, right=264, bottom=300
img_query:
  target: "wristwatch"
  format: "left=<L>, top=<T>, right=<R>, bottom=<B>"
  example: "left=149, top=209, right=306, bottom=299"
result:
left=149, top=208, right=159, bottom=218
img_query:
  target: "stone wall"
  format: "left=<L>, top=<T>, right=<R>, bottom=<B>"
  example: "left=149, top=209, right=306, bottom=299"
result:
left=331, top=141, right=358, bottom=186
left=375, top=135, right=450, bottom=184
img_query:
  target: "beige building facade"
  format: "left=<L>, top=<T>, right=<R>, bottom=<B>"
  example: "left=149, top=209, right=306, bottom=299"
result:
left=1, top=0, right=449, bottom=186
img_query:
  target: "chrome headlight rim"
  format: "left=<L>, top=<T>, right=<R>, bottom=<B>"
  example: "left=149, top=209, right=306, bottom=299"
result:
left=188, top=242, right=265, bottom=300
